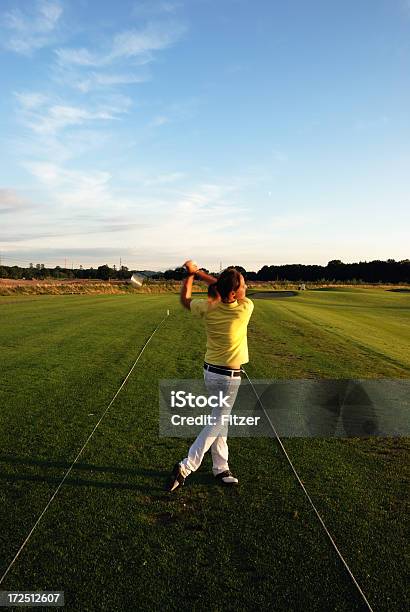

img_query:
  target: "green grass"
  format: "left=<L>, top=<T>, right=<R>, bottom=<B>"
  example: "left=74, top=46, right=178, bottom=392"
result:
left=0, top=289, right=409, bottom=611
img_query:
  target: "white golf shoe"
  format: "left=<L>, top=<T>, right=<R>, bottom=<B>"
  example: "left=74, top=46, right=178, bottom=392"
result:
left=215, top=470, right=239, bottom=485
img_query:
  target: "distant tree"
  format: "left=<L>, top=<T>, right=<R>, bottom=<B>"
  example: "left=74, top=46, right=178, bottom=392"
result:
left=164, top=267, right=185, bottom=280
left=1, top=259, right=408, bottom=284
left=97, top=264, right=111, bottom=280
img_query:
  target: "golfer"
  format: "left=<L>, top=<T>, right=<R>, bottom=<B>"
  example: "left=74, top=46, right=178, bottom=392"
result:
left=167, top=261, right=254, bottom=491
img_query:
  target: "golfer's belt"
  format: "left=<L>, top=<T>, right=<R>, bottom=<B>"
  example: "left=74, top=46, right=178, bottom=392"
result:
left=203, top=362, right=242, bottom=378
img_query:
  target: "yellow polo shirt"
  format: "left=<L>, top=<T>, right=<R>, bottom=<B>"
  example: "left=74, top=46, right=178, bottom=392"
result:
left=190, top=297, right=254, bottom=367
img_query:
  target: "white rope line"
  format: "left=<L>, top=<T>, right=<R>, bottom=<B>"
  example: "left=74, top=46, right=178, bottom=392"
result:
left=0, top=311, right=170, bottom=586
left=241, top=368, right=375, bottom=612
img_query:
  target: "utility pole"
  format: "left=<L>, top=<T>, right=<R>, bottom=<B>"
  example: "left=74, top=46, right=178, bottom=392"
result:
left=219, top=261, right=222, bottom=272
left=64, top=258, right=67, bottom=269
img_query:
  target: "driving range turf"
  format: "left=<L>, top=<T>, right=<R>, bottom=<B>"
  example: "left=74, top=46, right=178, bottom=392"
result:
left=0, top=288, right=409, bottom=611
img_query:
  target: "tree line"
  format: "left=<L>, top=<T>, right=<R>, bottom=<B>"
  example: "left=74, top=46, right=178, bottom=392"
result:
left=0, top=259, right=409, bottom=283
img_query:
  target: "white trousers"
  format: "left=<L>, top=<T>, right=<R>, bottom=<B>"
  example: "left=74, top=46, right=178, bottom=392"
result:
left=181, top=369, right=241, bottom=476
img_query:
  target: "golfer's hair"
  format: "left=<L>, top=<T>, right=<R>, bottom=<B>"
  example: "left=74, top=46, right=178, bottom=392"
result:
left=208, top=267, right=242, bottom=301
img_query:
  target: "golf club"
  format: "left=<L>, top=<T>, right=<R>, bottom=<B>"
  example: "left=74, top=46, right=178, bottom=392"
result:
left=130, top=262, right=188, bottom=287
left=130, top=272, right=147, bottom=288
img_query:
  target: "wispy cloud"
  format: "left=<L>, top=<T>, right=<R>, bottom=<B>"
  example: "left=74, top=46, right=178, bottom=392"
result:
left=14, top=92, right=49, bottom=109
left=21, top=161, right=144, bottom=219
left=74, top=72, right=149, bottom=93
left=1, top=222, right=148, bottom=244
left=109, top=22, right=185, bottom=60
left=31, top=105, right=117, bottom=134
left=1, top=3, right=196, bottom=269
left=2, top=0, right=63, bottom=55
left=3, top=162, right=251, bottom=269
left=150, top=115, right=170, bottom=127
left=165, top=183, right=249, bottom=237
left=54, top=21, right=185, bottom=91
left=132, top=1, right=183, bottom=18
left=24, top=161, right=113, bottom=206
left=55, top=47, right=101, bottom=67
left=15, top=92, right=132, bottom=135
left=0, top=189, right=35, bottom=214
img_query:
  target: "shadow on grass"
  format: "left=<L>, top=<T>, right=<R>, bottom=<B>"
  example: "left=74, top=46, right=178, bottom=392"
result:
left=250, top=291, right=298, bottom=298
left=0, top=455, right=227, bottom=495
left=0, top=454, right=153, bottom=474
left=0, top=455, right=168, bottom=493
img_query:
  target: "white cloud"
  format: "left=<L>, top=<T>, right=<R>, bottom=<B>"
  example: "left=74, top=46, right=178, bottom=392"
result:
left=25, top=161, right=110, bottom=188
left=110, top=22, right=185, bottom=60
left=56, top=21, right=185, bottom=69
left=55, top=22, right=185, bottom=67
left=24, top=161, right=66, bottom=186
left=23, top=161, right=120, bottom=211
left=31, top=105, right=112, bottom=133
left=53, top=20, right=185, bottom=93
left=15, top=93, right=131, bottom=135
left=11, top=159, right=252, bottom=267
left=3, top=0, right=63, bottom=55
left=166, top=183, right=249, bottom=234
left=2, top=5, right=196, bottom=266
left=74, top=72, right=148, bottom=93
left=0, top=189, right=34, bottom=214
left=150, top=115, right=170, bottom=127
left=14, top=92, right=49, bottom=109
left=55, top=47, right=102, bottom=67
left=133, top=1, right=183, bottom=18
left=37, top=0, right=62, bottom=31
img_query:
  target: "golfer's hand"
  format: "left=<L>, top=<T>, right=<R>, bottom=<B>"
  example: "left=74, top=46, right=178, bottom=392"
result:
left=183, top=260, right=198, bottom=275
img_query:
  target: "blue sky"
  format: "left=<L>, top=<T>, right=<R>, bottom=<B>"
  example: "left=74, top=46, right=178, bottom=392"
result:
left=0, top=0, right=409, bottom=271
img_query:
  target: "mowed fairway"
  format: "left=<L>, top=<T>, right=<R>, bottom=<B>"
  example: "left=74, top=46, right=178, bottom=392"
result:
left=0, top=288, right=409, bottom=611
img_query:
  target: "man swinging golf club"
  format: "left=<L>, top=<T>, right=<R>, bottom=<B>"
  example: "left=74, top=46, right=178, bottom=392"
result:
left=166, top=260, right=254, bottom=491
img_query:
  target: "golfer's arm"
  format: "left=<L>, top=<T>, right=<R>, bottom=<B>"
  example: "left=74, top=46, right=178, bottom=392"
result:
left=195, top=269, right=217, bottom=286
left=180, top=274, right=195, bottom=309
